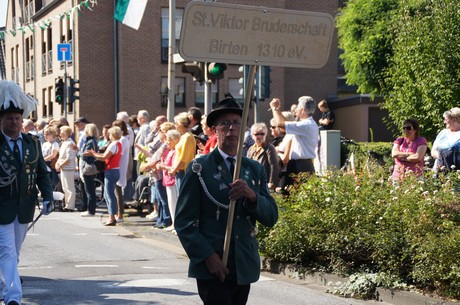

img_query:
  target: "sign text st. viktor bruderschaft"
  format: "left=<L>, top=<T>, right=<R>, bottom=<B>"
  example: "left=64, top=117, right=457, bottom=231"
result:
left=179, top=2, right=334, bottom=69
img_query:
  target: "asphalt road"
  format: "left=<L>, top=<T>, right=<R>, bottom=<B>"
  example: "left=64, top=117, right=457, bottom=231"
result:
left=17, top=209, right=391, bottom=305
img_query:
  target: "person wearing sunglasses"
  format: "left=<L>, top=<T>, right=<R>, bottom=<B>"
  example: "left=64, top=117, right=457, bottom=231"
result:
left=391, top=118, right=427, bottom=181
left=431, top=107, right=460, bottom=172
left=247, top=122, right=280, bottom=191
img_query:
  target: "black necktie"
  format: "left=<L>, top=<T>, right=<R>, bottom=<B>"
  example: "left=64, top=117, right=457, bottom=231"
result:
left=227, top=157, right=235, bottom=177
left=11, top=139, right=21, bottom=165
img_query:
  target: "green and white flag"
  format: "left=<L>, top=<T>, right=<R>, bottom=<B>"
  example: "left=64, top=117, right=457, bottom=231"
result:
left=114, top=0, right=147, bottom=30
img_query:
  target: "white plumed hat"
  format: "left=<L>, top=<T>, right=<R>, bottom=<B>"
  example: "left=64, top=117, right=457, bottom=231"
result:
left=0, top=80, right=37, bottom=118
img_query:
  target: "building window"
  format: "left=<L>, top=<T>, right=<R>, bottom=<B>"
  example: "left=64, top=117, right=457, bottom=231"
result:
left=195, top=82, right=218, bottom=107
left=42, top=88, right=46, bottom=116
left=48, top=86, right=53, bottom=116
left=161, top=8, right=183, bottom=63
left=160, top=77, right=185, bottom=107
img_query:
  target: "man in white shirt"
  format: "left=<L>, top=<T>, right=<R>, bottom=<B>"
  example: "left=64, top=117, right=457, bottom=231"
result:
left=134, top=110, right=150, bottom=176
left=270, top=96, right=319, bottom=192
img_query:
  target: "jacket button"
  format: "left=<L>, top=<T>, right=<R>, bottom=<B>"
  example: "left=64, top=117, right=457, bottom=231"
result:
left=235, top=235, right=239, bottom=239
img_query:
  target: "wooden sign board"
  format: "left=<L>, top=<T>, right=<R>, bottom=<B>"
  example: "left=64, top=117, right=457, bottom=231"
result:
left=179, top=1, right=335, bottom=68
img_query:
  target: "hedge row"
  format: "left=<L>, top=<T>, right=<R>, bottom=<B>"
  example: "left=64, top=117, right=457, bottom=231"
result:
left=259, top=147, right=460, bottom=299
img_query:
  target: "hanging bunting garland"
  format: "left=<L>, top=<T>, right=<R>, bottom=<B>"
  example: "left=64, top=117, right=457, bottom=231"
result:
left=0, top=0, right=98, bottom=39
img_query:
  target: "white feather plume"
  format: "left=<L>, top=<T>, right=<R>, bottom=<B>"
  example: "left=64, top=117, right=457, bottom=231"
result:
left=0, top=80, right=38, bottom=118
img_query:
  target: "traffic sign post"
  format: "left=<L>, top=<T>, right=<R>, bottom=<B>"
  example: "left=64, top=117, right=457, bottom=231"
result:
left=57, top=43, right=72, bottom=118
left=57, top=43, right=71, bottom=62
left=179, top=2, right=334, bottom=68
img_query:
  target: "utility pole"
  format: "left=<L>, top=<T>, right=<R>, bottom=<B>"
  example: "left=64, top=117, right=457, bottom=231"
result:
left=167, top=0, right=176, bottom=122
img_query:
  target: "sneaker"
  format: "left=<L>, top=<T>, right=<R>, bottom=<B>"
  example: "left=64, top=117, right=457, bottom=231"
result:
left=80, top=211, right=95, bottom=217
left=126, top=200, right=139, bottom=207
left=147, top=211, right=159, bottom=220
left=164, top=225, right=175, bottom=232
left=115, top=216, right=124, bottom=223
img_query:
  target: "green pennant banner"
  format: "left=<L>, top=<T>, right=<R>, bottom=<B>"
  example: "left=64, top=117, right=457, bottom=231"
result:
left=0, top=0, right=98, bottom=37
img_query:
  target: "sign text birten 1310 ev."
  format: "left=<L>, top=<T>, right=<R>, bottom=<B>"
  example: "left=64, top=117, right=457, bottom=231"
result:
left=179, top=2, right=334, bottom=69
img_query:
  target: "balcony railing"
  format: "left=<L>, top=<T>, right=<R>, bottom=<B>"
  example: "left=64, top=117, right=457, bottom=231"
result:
left=47, top=50, right=52, bottom=72
left=26, top=61, right=31, bottom=81
left=11, top=68, right=20, bottom=82
left=41, top=53, right=47, bottom=75
left=68, top=39, right=73, bottom=65
left=31, top=58, right=34, bottom=80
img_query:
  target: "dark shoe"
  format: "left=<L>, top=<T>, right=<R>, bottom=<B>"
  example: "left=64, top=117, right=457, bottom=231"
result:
left=62, top=208, right=74, bottom=212
left=8, top=301, right=20, bottom=305
left=103, top=220, right=116, bottom=226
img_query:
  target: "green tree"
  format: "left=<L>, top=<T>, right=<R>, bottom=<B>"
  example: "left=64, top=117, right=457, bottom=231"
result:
left=337, top=0, right=460, bottom=140
left=384, top=0, right=460, bottom=139
left=336, top=0, right=399, bottom=96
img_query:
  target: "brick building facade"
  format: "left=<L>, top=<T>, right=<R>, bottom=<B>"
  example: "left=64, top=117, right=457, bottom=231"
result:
left=4, top=0, right=347, bottom=133
left=5, top=0, right=398, bottom=141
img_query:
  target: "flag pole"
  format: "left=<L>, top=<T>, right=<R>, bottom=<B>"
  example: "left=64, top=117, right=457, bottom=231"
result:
left=222, top=64, right=257, bottom=266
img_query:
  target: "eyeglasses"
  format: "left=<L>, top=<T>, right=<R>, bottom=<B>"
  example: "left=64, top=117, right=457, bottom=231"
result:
left=216, top=120, right=242, bottom=129
left=254, top=133, right=266, bottom=136
left=403, top=126, right=413, bottom=131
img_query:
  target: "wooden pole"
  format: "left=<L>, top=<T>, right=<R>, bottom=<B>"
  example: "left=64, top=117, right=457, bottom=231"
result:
left=222, top=65, right=257, bottom=266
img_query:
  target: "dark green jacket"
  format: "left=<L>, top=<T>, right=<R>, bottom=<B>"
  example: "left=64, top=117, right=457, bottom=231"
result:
left=0, top=132, right=53, bottom=224
left=175, top=149, right=278, bottom=285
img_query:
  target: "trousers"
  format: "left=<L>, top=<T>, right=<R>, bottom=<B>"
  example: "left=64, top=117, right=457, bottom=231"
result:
left=0, top=216, right=28, bottom=303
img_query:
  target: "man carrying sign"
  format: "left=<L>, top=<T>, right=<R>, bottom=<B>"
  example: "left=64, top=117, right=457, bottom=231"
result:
left=175, top=96, right=278, bottom=305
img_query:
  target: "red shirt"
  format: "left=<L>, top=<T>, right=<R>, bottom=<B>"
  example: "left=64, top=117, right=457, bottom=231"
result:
left=106, top=142, right=122, bottom=170
left=203, top=134, right=217, bottom=154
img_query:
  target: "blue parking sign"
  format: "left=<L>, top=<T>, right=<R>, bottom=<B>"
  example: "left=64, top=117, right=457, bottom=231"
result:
left=57, top=43, right=71, bottom=61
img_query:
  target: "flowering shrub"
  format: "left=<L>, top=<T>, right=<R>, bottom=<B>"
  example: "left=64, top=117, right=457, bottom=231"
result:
left=259, top=162, right=460, bottom=299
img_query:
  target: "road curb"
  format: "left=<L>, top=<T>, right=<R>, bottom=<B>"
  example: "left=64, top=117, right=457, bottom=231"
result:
left=261, top=258, right=460, bottom=305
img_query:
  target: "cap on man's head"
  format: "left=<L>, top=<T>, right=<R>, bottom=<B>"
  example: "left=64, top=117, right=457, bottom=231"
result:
left=75, top=117, right=90, bottom=124
left=0, top=80, right=37, bottom=117
left=206, top=96, right=243, bottom=127
left=194, top=133, right=208, bottom=145
left=297, top=96, right=316, bottom=115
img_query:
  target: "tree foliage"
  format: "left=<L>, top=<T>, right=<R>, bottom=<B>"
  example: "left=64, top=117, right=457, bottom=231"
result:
left=337, top=0, right=460, bottom=140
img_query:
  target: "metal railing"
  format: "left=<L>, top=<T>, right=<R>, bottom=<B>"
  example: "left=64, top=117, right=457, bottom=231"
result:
left=26, top=61, right=31, bottom=81
left=47, top=50, right=52, bottom=72
left=41, top=53, right=47, bottom=75
left=31, top=57, right=34, bottom=80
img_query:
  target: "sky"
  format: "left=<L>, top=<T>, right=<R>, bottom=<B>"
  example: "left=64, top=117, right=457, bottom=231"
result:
left=0, top=0, right=7, bottom=27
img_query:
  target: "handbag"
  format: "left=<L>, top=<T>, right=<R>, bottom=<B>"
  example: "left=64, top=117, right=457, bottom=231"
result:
left=50, top=153, right=59, bottom=169
left=94, top=159, right=106, bottom=172
left=81, top=160, right=98, bottom=176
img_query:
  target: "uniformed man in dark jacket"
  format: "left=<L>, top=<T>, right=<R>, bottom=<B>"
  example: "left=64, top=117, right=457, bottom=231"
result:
left=175, top=97, right=278, bottom=305
left=0, top=80, right=53, bottom=305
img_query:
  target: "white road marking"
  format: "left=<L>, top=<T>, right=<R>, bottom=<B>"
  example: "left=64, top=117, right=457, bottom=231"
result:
left=75, top=265, right=119, bottom=268
left=100, top=278, right=191, bottom=288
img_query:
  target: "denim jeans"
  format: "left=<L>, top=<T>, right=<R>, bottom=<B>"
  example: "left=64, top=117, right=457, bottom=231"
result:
left=104, top=168, right=120, bottom=215
left=175, top=170, right=185, bottom=193
left=83, top=174, right=97, bottom=214
left=154, top=180, right=170, bottom=226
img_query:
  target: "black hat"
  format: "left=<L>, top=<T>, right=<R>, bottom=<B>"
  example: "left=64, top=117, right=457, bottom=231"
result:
left=206, top=97, right=242, bottom=127
left=0, top=104, right=24, bottom=116
left=194, top=133, right=208, bottom=144
left=75, top=117, right=90, bottom=124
